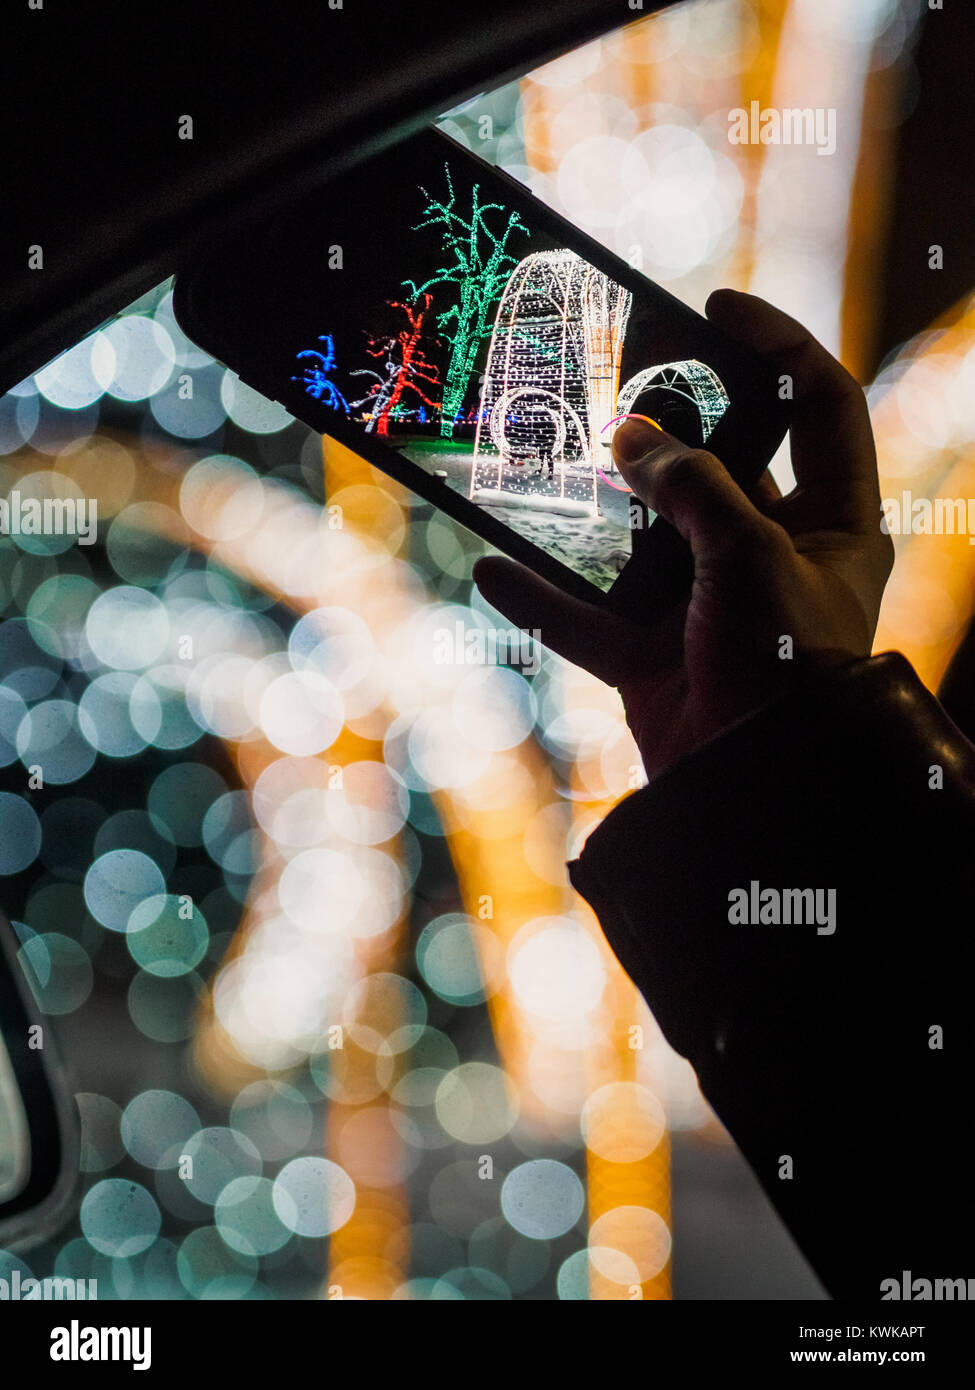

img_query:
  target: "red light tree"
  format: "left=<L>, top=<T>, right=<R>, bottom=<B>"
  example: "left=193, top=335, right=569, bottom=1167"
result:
left=349, top=294, right=443, bottom=437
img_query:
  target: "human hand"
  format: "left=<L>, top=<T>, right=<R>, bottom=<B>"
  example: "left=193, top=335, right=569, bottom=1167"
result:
left=473, top=290, right=894, bottom=779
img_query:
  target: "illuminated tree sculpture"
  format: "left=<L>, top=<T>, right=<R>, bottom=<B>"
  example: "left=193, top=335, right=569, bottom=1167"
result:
left=348, top=294, right=443, bottom=437
left=403, top=164, right=529, bottom=439
left=293, top=334, right=350, bottom=413
left=472, top=250, right=631, bottom=515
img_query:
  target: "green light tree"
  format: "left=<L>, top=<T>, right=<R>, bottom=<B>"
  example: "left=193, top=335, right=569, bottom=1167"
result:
left=404, top=163, right=529, bottom=439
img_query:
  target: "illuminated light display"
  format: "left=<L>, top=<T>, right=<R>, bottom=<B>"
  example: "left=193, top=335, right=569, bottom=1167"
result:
left=616, top=360, right=730, bottom=444
left=293, top=334, right=349, bottom=412
left=346, top=295, right=443, bottom=438
left=403, top=164, right=529, bottom=439
left=471, top=250, right=631, bottom=516
left=0, top=2, right=940, bottom=1303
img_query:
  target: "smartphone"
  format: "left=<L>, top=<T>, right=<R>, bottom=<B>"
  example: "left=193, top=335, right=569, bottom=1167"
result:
left=173, top=126, right=790, bottom=627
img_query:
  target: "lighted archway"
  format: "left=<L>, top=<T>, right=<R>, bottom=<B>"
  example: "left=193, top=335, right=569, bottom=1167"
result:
left=616, top=359, right=730, bottom=443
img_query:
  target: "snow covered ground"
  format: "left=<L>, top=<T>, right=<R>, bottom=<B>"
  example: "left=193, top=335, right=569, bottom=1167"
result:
left=403, top=441, right=635, bottom=593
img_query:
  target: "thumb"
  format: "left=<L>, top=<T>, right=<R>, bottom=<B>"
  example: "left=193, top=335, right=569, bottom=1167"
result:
left=612, top=417, right=773, bottom=567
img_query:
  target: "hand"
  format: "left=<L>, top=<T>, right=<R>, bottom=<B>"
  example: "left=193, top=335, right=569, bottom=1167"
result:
left=472, top=290, right=894, bottom=780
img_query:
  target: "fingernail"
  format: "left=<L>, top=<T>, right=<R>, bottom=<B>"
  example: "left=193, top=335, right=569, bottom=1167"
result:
left=612, top=416, right=664, bottom=463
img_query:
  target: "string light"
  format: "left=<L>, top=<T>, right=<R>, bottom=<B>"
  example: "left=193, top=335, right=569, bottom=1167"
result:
left=472, top=251, right=632, bottom=516
left=616, top=360, right=730, bottom=443
left=403, top=164, right=529, bottom=439
left=348, top=296, right=443, bottom=437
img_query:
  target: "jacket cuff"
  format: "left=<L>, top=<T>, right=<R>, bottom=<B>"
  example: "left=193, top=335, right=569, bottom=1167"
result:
left=567, top=650, right=975, bottom=1297
left=569, top=650, right=975, bottom=1055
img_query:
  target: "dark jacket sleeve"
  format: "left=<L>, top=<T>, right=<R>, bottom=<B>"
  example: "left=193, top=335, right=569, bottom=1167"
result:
left=568, top=651, right=975, bottom=1301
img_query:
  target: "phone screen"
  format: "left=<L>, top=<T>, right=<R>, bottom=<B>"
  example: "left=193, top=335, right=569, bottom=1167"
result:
left=176, top=128, right=786, bottom=606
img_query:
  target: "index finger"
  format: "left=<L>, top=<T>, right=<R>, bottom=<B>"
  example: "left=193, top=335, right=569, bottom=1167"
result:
left=706, top=289, right=880, bottom=531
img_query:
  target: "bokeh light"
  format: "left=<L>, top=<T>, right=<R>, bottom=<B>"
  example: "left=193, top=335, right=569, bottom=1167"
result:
left=1, top=0, right=930, bottom=1302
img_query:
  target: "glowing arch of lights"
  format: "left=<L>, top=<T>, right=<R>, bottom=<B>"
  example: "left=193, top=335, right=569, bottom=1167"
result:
left=488, top=386, right=588, bottom=462
left=616, top=359, right=730, bottom=442
left=472, top=249, right=631, bottom=512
